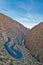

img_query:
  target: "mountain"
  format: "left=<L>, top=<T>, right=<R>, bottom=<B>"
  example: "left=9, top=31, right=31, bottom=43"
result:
left=0, top=13, right=42, bottom=65
left=24, top=22, right=43, bottom=64
left=0, top=13, right=29, bottom=40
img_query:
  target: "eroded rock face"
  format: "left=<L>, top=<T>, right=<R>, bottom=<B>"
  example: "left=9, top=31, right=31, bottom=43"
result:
left=24, top=22, right=43, bottom=64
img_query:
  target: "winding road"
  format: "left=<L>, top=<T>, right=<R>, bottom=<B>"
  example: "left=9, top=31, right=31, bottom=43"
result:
left=4, top=37, right=24, bottom=62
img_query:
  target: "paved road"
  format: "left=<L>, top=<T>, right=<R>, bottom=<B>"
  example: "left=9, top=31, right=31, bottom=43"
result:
left=4, top=37, right=24, bottom=62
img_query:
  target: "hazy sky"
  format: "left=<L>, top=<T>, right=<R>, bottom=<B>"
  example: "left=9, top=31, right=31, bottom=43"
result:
left=0, top=0, right=43, bottom=28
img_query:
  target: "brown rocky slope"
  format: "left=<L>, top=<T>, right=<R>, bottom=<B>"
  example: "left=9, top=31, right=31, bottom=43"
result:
left=0, top=13, right=29, bottom=40
left=0, top=13, right=42, bottom=65
left=24, top=22, right=43, bottom=64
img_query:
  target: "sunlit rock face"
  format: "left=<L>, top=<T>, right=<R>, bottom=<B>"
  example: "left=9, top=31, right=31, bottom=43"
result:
left=24, top=22, right=43, bottom=64
left=0, top=13, right=42, bottom=65
left=0, top=13, right=29, bottom=38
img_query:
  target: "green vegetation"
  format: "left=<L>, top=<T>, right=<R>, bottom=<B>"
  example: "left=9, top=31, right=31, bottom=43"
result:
left=10, top=59, right=13, bottom=65
left=0, top=57, right=3, bottom=61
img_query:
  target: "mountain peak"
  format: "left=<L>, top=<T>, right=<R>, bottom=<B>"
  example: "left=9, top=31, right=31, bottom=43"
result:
left=25, top=22, right=43, bottom=64
left=0, top=13, right=29, bottom=38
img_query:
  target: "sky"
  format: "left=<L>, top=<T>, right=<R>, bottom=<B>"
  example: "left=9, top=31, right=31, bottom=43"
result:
left=0, top=0, right=43, bottom=29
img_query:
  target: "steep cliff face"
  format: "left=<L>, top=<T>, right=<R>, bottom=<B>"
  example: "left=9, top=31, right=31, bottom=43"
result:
left=24, top=22, right=43, bottom=64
